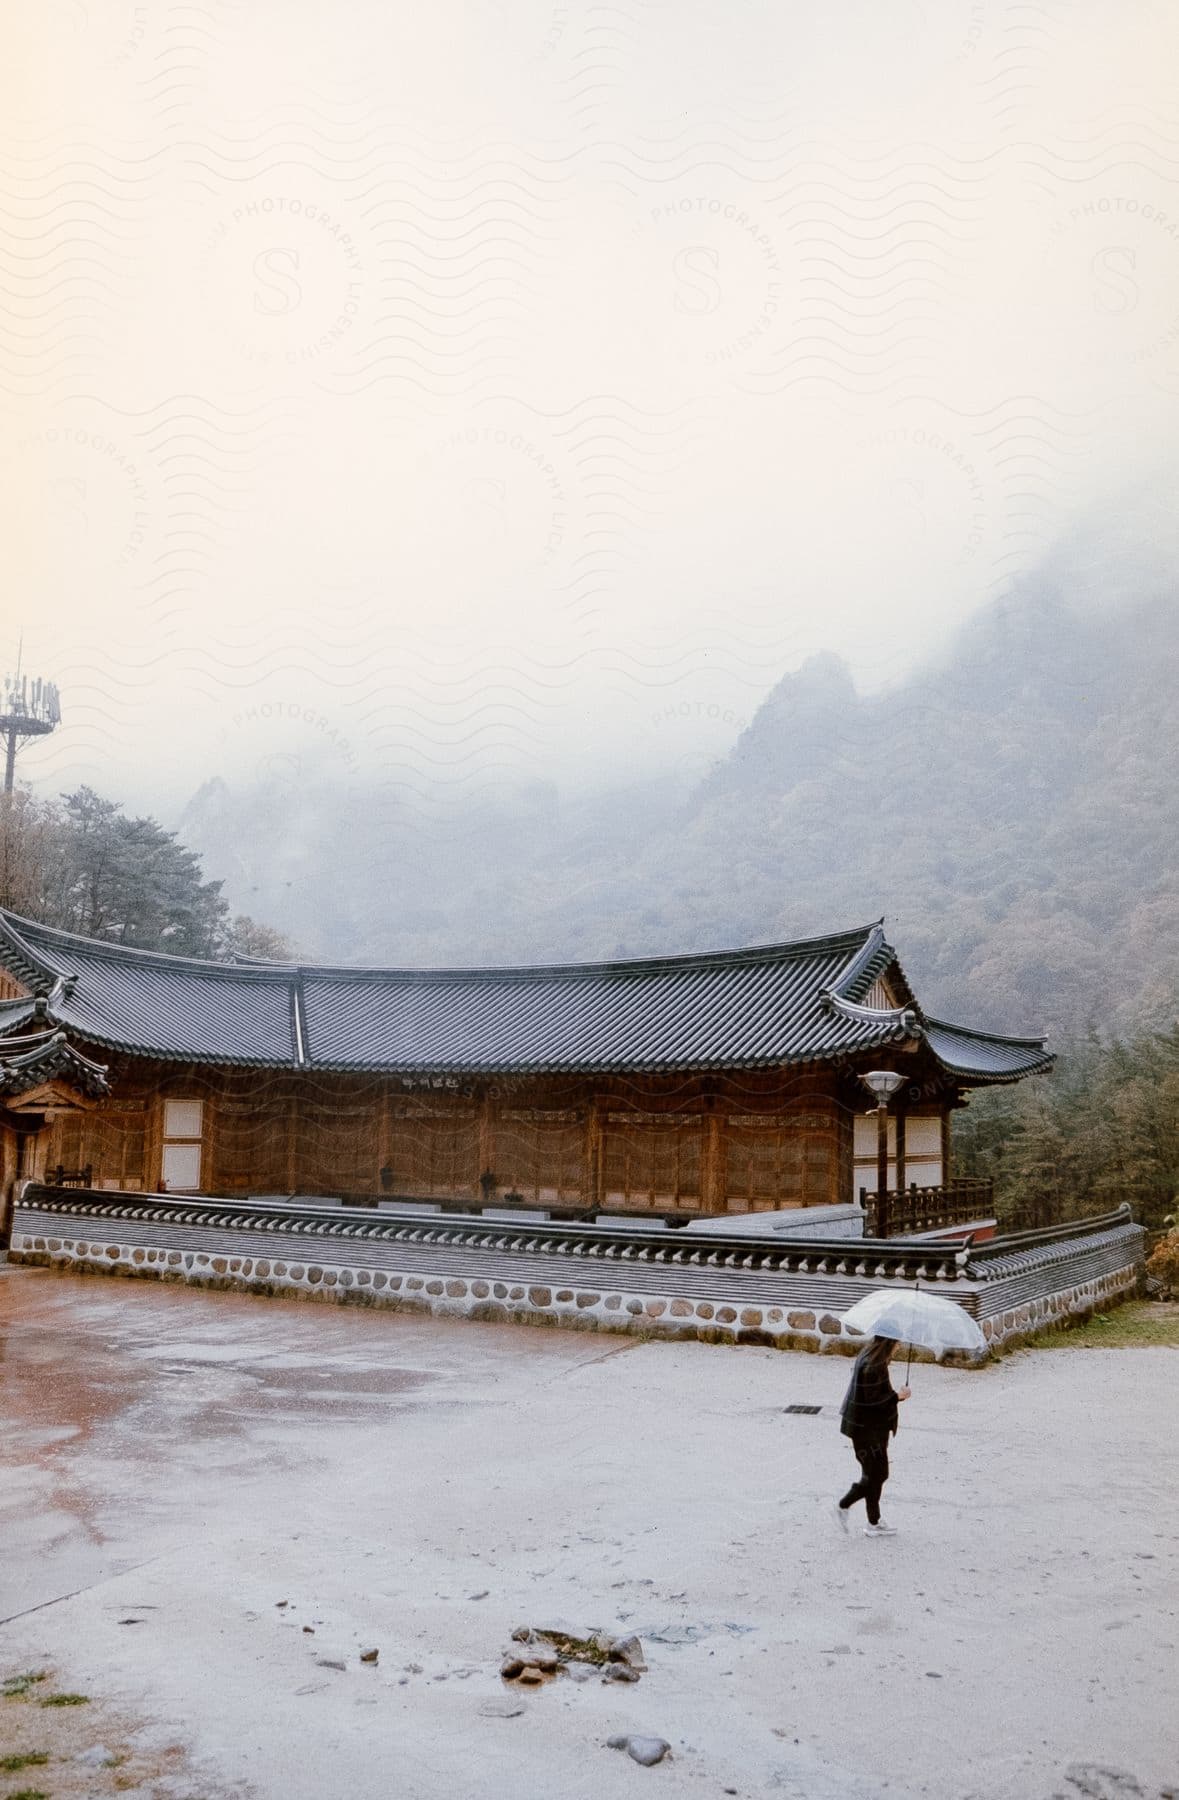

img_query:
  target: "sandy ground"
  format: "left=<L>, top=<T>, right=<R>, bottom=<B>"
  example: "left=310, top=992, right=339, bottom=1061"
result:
left=1, top=1267, right=1176, bottom=1800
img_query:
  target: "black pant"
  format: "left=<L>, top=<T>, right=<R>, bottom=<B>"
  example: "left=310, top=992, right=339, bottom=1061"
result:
left=839, top=1435, right=890, bottom=1525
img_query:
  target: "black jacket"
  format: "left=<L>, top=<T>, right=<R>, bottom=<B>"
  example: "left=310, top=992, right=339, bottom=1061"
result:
left=840, top=1346, right=900, bottom=1442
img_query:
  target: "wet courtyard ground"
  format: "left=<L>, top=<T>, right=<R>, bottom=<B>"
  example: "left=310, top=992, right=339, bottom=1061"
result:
left=1, top=1266, right=1176, bottom=1800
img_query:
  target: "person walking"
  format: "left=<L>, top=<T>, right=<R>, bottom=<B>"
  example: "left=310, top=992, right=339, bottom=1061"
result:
left=834, top=1334, right=910, bottom=1537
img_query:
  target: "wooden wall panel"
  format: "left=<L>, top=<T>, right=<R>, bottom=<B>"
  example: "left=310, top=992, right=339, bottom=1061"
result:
left=30, top=1059, right=865, bottom=1213
left=211, top=1081, right=294, bottom=1194
left=602, top=1113, right=703, bottom=1210
left=52, top=1098, right=148, bottom=1189
left=50, top=1111, right=83, bottom=1173
left=725, top=1118, right=805, bottom=1208
left=725, top=1107, right=846, bottom=1210
left=384, top=1104, right=480, bottom=1198
left=496, top=1109, right=585, bottom=1204
left=292, top=1079, right=382, bottom=1194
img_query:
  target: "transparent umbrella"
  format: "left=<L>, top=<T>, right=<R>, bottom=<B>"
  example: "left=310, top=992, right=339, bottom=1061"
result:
left=841, top=1286, right=985, bottom=1371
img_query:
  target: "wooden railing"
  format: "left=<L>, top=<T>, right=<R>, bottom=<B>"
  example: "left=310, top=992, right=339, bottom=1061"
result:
left=46, top=1164, right=93, bottom=1189
left=859, top=1177, right=995, bottom=1239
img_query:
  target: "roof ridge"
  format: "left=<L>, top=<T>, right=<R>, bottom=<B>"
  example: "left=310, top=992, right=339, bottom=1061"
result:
left=0, top=906, right=882, bottom=984
left=296, top=923, right=882, bottom=984
left=0, top=907, right=294, bottom=982
left=823, top=921, right=890, bottom=1002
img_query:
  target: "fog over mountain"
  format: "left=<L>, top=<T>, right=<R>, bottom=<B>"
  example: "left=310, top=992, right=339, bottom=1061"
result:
left=7, top=0, right=1179, bottom=821
left=179, top=535, right=1179, bottom=1041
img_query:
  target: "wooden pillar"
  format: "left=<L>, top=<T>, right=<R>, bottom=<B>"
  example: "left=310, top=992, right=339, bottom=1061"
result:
left=876, top=1104, right=890, bottom=1237
left=286, top=1085, right=299, bottom=1193
left=478, top=1086, right=497, bottom=1195
left=585, top=1095, right=604, bottom=1211
left=146, top=1087, right=165, bottom=1193
left=894, top=1105, right=907, bottom=1194
left=0, top=1115, right=18, bottom=1248
left=835, top=1099, right=855, bottom=1207
left=941, top=1110, right=952, bottom=1185
left=202, top=1084, right=217, bottom=1196
left=701, top=1105, right=725, bottom=1215
left=377, top=1085, right=393, bottom=1189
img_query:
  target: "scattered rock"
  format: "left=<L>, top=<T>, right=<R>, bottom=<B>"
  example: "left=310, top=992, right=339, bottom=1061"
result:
left=75, top=1744, right=115, bottom=1768
left=315, top=1658, right=346, bottom=1671
left=480, top=1697, right=526, bottom=1718
left=302, top=1626, right=315, bottom=1635
left=359, top=1648, right=379, bottom=1664
left=607, top=1733, right=671, bottom=1766
left=502, top=1624, right=652, bottom=1691
left=469, top=1590, right=490, bottom=1601
left=610, top=1633, right=646, bottom=1667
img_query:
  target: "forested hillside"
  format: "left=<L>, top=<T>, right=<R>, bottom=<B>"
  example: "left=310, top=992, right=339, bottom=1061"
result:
left=0, top=785, right=288, bottom=962
left=615, top=585, right=1179, bottom=1040
left=180, top=584, right=1178, bottom=1043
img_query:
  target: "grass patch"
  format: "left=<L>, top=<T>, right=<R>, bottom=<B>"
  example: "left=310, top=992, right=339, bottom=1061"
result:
left=1026, top=1300, right=1179, bottom=1349
left=39, top=1690, right=90, bottom=1707
left=1, top=1672, right=49, bottom=1699
left=9, top=1789, right=50, bottom=1800
left=0, top=1752, right=49, bottom=1771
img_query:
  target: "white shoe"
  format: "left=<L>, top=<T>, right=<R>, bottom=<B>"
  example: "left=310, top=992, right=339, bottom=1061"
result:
left=832, top=1504, right=849, bottom=1534
left=863, top=1521, right=897, bottom=1537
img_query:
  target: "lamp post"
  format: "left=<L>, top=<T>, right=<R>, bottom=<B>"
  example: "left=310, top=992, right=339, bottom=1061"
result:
left=860, top=1069, right=905, bottom=1237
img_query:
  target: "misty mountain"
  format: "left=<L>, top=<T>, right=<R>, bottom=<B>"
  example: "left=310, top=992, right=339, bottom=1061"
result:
left=178, top=582, right=1179, bottom=1039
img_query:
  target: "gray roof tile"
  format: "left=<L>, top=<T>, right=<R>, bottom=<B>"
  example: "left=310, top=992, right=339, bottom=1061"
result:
left=0, top=908, right=1051, bottom=1083
left=923, top=1019, right=1054, bottom=1081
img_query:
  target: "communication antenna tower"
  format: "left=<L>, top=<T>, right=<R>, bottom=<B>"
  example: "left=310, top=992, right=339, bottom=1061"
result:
left=0, top=644, right=61, bottom=793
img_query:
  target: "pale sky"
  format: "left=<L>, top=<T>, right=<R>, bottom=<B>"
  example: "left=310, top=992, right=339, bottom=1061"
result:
left=3, top=0, right=1177, bottom=819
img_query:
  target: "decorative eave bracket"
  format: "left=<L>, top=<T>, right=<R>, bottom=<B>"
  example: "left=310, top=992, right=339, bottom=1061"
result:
left=821, top=988, right=924, bottom=1037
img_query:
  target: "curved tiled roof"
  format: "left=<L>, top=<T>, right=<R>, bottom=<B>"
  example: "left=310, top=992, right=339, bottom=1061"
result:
left=0, top=1027, right=110, bottom=1100
left=923, top=1019, right=1055, bottom=1082
left=0, top=908, right=1051, bottom=1083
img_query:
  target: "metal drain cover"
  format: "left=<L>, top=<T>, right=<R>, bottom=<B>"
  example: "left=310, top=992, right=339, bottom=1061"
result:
left=783, top=1404, right=822, bottom=1415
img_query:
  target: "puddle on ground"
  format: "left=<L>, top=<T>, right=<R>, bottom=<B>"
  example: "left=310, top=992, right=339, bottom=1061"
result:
left=247, top=1364, right=442, bottom=1395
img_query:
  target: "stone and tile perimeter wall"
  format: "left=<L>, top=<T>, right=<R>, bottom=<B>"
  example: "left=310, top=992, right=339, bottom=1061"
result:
left=7, top=1188, right=1145, bottom=1362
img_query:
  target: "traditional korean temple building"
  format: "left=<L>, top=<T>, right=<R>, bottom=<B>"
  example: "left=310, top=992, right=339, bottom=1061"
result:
left=0, top=907, right=1052, bottom=1235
